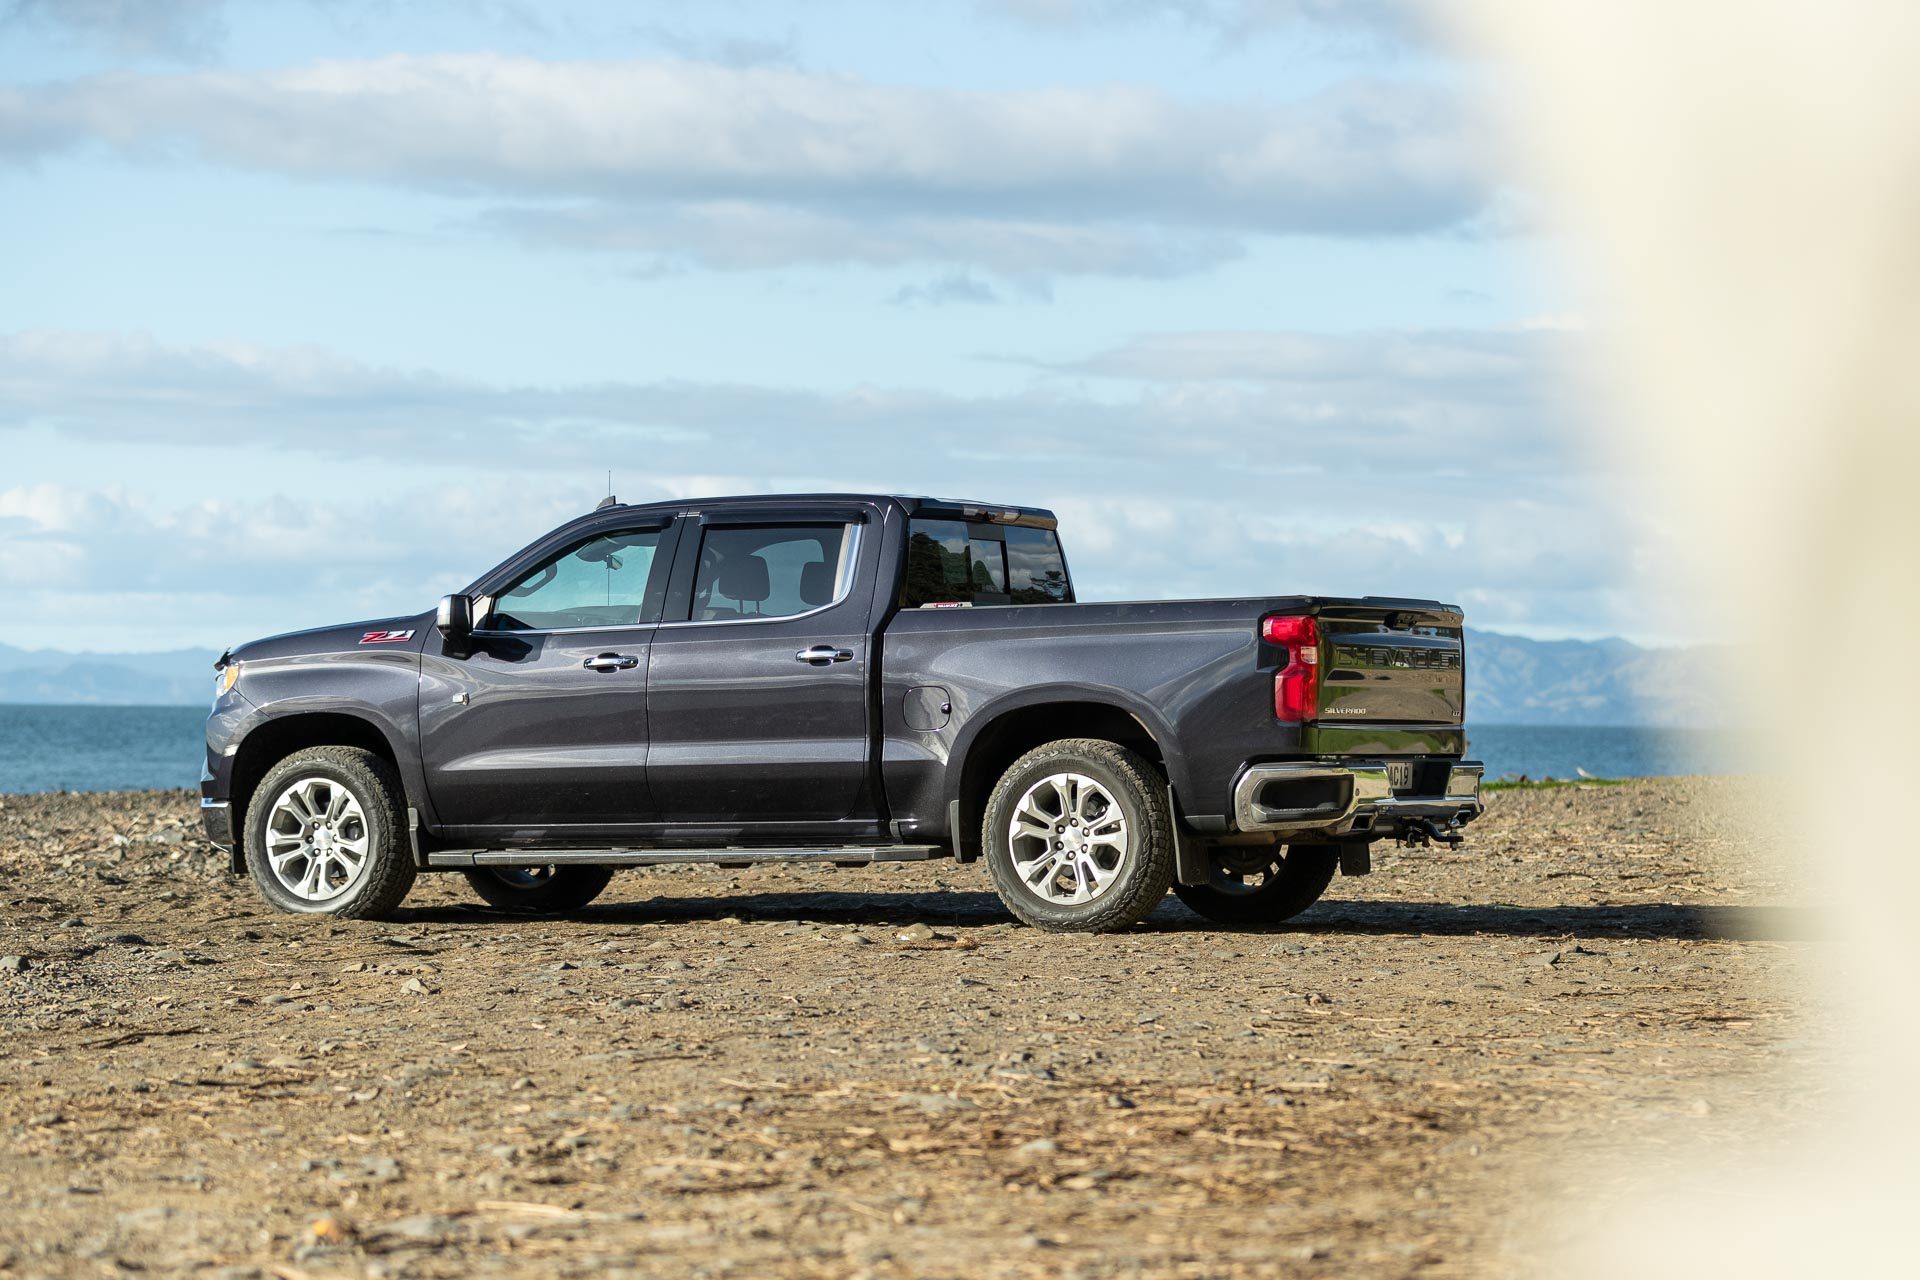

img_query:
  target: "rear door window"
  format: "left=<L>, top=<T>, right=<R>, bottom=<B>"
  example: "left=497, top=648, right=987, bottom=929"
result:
left=692, top=524, right=853, bottom=621
left=902, top=519, right=1072, bottom=608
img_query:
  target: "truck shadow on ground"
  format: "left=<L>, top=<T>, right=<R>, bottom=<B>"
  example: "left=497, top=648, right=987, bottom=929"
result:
left=405, top=893, right=1823, bottom=943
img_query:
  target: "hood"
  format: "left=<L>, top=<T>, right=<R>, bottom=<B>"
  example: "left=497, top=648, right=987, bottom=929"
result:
left=230, top=612, right=434, bottom=664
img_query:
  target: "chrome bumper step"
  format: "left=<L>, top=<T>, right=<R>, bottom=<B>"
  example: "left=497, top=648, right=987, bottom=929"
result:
left=1232, top=760, right=1483, bottom=837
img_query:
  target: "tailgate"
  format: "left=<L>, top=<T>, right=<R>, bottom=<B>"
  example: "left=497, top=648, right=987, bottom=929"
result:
left=1314, top=601, right=1464, bottom=725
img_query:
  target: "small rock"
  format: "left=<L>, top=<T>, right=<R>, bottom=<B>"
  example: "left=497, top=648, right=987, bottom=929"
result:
left=1015, top=1138, right=1058, bottom=1156
left=0, top=955, right=28, bottom=974
left=58, top=917, right=85, bottom=929
left=359, top=1156, right=402, bottom=1183
left=307, top=1217, right=354, bottom=1244
left=903, top=1092, right=977, bottom=1114
left=841, top=932, right=873, bottom=946
left=1105, top=1093, right=1136, bottom=1110
left=661, top=959, right=690, bottom=972
left=1535, top=951, right=1564, bottom=967
left=401, top=977, right=433, bottom=996
left=896, top=923, right=936, bottom=943
left=368, top=1213, right=456, bottom=1248
left=549, top=961, right=576, bottom=972
left=220, top=1060, right=264, bottom=1074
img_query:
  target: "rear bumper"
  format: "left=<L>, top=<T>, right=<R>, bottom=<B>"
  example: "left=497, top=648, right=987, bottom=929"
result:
left=1232, top=760, right=1483, bottom=839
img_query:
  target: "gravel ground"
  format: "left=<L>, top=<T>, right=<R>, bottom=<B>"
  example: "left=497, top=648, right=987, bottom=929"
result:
left=0, top=779, right=1819, bottom=1278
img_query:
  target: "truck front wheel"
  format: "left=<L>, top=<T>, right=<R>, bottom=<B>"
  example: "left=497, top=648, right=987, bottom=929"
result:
left=243, top=746, right=416, bottom=919
left=983, top=738, right=1175, bottom=933
left=1172, top=844, right=1339, bottom=926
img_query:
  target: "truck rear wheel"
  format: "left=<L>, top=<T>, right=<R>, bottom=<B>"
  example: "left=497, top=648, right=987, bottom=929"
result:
left=983, top=738, right=1175, bottom=933
left=1172, top=844, right=1339, bottom=926
left=462, top=866, right=615, bottom=914
left=243, top=746, right=416, bottom=919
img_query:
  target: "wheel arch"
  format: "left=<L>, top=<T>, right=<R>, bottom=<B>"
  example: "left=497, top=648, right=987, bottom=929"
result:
left=946, top=688, right=1180, bottom=861
left=227, top=711, right=408, bottom=873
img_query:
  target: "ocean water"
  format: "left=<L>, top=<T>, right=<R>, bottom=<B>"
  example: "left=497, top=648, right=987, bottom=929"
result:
left=0, top=704, right=1743, bottom=795
left=1465, top=723, right=1745, bottom=782
left=0, top=705, right=211, bottom=794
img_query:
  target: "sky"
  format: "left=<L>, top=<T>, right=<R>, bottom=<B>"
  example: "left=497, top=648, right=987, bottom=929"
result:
left=0, top=0, right=1662, bottom=653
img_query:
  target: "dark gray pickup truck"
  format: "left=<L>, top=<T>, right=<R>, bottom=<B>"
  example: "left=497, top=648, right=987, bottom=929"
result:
left=202, top=493, right=1482, bottom=932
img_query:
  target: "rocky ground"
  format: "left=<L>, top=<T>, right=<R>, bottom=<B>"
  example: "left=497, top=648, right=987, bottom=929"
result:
left=0, top=779, right=1820, bottom=1279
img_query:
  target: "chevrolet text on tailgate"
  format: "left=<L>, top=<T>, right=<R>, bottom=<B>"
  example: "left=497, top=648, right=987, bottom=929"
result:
left=202, top=495, right=1483, bottom=932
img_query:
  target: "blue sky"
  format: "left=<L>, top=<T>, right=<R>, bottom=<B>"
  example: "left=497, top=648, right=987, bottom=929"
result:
left=0, top=0, right=1655, bottom=652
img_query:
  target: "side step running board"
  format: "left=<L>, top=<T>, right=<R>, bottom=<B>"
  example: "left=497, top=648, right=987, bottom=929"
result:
left=425, top=845, right=946, bottom=870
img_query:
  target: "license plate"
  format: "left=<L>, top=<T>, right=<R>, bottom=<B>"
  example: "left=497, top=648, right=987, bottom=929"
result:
left=1387, top=762, right=1414, bottom=791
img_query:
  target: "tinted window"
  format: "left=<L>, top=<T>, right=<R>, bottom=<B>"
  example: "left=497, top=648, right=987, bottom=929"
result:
left=491, top=528, right=666, bottom=630
left=1004, top=526, right=1073, bottom=603
left=693, top=524, right=851, bottom=621
left=901, top=519, right=1073, bottom=608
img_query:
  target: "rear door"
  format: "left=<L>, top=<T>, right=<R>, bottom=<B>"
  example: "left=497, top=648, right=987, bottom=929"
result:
left=644, top=504, right=879, bottom=825
left=418, top=516, right=681, bottom=831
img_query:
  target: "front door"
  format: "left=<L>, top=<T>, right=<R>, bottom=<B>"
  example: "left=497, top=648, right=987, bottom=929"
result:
left=419, top=519, right=678, bottom=835
left=645, top=514, right=875, bottom=825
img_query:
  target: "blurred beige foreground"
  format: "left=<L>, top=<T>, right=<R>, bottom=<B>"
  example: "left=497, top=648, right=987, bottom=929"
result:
left=1455, top=1, right=1920, bottom=1271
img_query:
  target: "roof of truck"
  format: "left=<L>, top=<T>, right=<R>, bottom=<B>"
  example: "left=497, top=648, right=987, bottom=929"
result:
left=592, top=493, right=1058, bottom=528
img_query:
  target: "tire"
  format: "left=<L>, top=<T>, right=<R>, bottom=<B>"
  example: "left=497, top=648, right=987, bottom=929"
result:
left=462, top=866, right=615, bottom=915
left=243, top=746, right=416, bottom=919
left=983, top=738, right=1175, bottom=933
left=1172, top=843, right=1339, bottom=926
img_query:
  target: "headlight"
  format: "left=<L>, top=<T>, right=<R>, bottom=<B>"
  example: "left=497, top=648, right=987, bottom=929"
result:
left=216, top=662, right=242, bottom=697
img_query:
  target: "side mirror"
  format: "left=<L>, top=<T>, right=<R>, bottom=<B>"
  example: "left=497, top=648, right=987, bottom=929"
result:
left=436, top=593, right=473, bottom=640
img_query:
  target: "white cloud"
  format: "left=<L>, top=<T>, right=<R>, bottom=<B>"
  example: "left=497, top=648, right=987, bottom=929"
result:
left=0, top=328, right=1580, bottom=486
left=0, top=0, right=225, bottom=61
left=986, top=0, right=1426, bottom=46
left=0, top=54, right=1493, bottom=278
left=0, top=326, right=1663, bottom=645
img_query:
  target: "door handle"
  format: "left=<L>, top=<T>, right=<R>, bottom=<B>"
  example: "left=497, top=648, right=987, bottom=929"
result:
left=582, top=653, right=640, bottom=672
left=795, top=646, right=854, bottom=665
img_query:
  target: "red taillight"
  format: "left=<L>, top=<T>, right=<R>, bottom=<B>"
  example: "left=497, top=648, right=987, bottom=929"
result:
left=1260, top=615, right=1315, bottom=646
left=1263, top=615, right=1320, bottom=722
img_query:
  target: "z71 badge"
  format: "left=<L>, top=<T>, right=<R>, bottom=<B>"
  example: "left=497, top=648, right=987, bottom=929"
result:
left=359, top=630, right=416, bottom=645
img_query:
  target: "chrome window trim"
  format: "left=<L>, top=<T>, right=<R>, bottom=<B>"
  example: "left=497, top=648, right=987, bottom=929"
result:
left=468, top=622, right=659, bottom=638
left=661, top=522, right=863, bottom=631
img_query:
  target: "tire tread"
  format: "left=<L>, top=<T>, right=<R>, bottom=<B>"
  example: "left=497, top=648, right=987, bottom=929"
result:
left=244, top=745, right=415, bottom=919
left=983, top=738, right=1175, bottom=933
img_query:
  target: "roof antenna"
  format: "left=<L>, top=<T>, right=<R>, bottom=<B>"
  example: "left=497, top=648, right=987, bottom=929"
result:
left=595, top=469, right=616, bottom=511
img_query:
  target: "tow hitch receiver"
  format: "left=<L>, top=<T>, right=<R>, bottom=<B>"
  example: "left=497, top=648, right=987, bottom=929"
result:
left=1400, top=817, right=1466, bottom=849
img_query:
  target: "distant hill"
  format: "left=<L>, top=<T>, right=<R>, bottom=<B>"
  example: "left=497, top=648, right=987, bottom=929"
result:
left=0, top=642, right=216, bottom=706
left=1463, top=628, right=1731, bottom=727
left=0, top=630, right=1732, bottom=726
